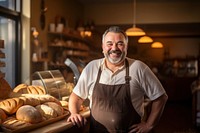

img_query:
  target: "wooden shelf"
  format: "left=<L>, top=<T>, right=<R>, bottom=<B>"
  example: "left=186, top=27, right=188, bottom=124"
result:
left=49, top=43, right=89, bottom=51
left=0, top=40, right=4, bottom=48
left=0, top=61, right=5, bottom=67
left=0, top=51, right=5, bottom=58
left=48, top=32, right=90, bottom=45
left=32, top=58, right=48, bottom=63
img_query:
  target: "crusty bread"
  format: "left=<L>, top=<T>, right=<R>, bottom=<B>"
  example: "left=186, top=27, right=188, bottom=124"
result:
left=43, top=102, right=64, bottom=116
left=36, top=104, right=57, bottom=120
left=13, top=84, right=46, bottom=95
left=19, top=96, right=40, bottom=107
left=2, top=117, right=32, bottom=130
left=16, top=105, right=43, bottom=124
left=0, top=108, right=7, bottom=124
left=0, top=98, right=24, bottom=115
left=0, top=78, right=12, bottom=100
left=34, top=94, right=61, bottom=106
left=60, top=100, right=68, bottom=108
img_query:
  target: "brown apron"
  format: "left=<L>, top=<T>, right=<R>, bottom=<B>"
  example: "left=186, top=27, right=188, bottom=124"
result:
left=90, top=59, right=141, bottom=133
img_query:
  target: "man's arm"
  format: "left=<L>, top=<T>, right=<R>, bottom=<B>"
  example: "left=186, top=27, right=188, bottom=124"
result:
left=146, top=93, right=168, bottom=129
left=130, top=94, right=168, bottom=133
left=67, top=92, right=87, bottom=127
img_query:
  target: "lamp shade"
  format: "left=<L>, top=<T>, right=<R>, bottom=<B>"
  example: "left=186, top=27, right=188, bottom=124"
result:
left=151, top=42, right=163, bottom=48
left=126, top=27, right=146, bottom=36
left=138, top=36, right=153, bottom=43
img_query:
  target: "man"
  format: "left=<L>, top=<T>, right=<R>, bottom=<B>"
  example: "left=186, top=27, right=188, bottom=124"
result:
left=67, top=26, right=168, bottom=133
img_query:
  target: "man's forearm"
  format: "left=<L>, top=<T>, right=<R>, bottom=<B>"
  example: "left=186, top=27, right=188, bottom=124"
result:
left=146, top=94, right=168, bottom=128
left=69, top=92, right=84, bottom=114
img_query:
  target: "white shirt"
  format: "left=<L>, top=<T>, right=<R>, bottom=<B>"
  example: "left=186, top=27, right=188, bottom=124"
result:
left=73, top=58, right=166, bottom=116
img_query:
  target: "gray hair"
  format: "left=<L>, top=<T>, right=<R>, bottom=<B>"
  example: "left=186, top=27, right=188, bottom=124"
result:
left=102, top=26, right=128, bottom=44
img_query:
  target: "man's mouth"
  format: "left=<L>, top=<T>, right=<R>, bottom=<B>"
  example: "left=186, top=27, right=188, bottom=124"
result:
left=108, top=50, right=121, bottom=55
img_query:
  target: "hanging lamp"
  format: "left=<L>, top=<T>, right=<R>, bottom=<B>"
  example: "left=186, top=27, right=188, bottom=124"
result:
left=138, top=36, right=153, bottom=43
left=151, top=42, right=163, bottom=48
left=126, top=0, right=146, bottom=36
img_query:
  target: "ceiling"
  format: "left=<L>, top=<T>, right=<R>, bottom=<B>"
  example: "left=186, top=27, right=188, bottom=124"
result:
left=77, top=0, right=197, bottom=4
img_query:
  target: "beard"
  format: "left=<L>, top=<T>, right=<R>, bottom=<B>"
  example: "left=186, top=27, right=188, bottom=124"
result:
left=104, top=50, right=127, bottom=64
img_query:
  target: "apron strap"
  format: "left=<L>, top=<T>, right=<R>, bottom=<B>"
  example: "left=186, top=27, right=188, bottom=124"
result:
left=125, top=59, right=130, bottom=84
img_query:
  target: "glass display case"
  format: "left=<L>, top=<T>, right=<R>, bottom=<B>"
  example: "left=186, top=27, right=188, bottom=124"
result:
left=25, top=70, right=73, bottom=100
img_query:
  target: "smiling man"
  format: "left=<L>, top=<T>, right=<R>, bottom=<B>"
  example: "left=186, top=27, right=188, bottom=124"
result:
left=67, top=26, right=168, bottom=133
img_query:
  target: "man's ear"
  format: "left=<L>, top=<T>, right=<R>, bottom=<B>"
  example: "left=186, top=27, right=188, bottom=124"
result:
left=102, top=44, right=104, bottom=52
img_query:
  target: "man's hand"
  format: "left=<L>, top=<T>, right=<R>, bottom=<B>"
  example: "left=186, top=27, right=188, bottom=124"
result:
left=128, top=122, right=152, bottom=133
left=67, top=113, right=87, bottom=128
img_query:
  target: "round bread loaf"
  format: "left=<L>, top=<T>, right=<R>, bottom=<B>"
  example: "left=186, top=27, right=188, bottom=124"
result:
left=13, top=84, right=46, bottom=95
left=36, top=104, right=57, bottom=120
left=0, top=98, right=24, bottom=115
left=0, top=108, right=7, bottom=124
left=16, top=105, right=43, bottom=124
left=43, top=102, right=64, bottom=116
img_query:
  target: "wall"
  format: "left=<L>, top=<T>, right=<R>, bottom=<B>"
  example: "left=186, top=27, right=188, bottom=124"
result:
left=30, top=0, right=83, bottom=74
left=21, top=0, right=31, bottom=83
left=82, top=1, right=200, bottom=63
left=28, top=0, right=200, bottom=73
left=83, top=1, right=200, bottom=25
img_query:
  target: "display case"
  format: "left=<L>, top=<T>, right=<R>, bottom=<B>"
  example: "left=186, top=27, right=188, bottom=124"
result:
left=25, top=70, right=74, bottom=100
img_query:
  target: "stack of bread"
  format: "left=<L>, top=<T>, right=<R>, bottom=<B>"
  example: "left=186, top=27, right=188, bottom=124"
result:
left=0, top=83, right=69, bottom=131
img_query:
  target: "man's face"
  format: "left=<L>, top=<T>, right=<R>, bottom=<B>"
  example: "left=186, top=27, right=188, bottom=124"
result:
left=102, top=32, right=128, bottom=65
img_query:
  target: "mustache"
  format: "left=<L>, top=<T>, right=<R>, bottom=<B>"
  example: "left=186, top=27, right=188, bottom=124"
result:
left=108, top=50, right=121, bottom=54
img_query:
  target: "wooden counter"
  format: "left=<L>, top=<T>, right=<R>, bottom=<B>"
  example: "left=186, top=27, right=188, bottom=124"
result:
left=28, top=109, right=90, bottom=133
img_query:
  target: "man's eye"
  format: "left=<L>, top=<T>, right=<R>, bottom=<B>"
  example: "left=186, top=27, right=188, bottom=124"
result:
left=117, top=42, right=124, bottom=46
left=107, top=43, right=113, bottom=46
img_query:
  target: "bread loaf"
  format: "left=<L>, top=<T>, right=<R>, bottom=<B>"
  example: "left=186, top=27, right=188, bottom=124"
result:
left=13, top=84, right=46, bottom=95
left=2, top=117, right=32, bottom=130
left=0, top=98, right=23, bottom=115
left=16, top=105, right=43, bottom=124
left=0, top=78, right=12, bottom=100
left=43, top=102, right=64, bottom=116
left=60, top=100, right=68, bottom=108
left=36, top=104, right=57, bottom=120
left=0, top=108, right=7, bottom=124
left=19, top=96, right=40, bottom=107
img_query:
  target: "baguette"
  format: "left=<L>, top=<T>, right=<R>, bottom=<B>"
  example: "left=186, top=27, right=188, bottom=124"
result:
left=2, top=117, right=32, bottom=130
left=19, top=94, right=61, bottom=106
left=0, top=108, right=7, bottom=124
left=13, top=84, right=46, bottom=95
left=19, top=96, right=40, bottom=107
left=0, top=98, right=23, bottom=115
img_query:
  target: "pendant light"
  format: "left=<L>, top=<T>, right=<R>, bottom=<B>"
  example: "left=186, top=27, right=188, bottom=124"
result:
left=138, top=36, right=153, bottom=43
left=126, top=0, right=146, bottom=36
left=151, top=42, right=163, bottom=48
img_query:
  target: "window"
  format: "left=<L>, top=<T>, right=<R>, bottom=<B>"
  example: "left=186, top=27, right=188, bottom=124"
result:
left=0, top=0, right=21, bottom=88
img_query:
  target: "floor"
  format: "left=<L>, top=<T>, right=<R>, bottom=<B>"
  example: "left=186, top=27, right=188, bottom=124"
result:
left=153, top=101, right=200, bottom=133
